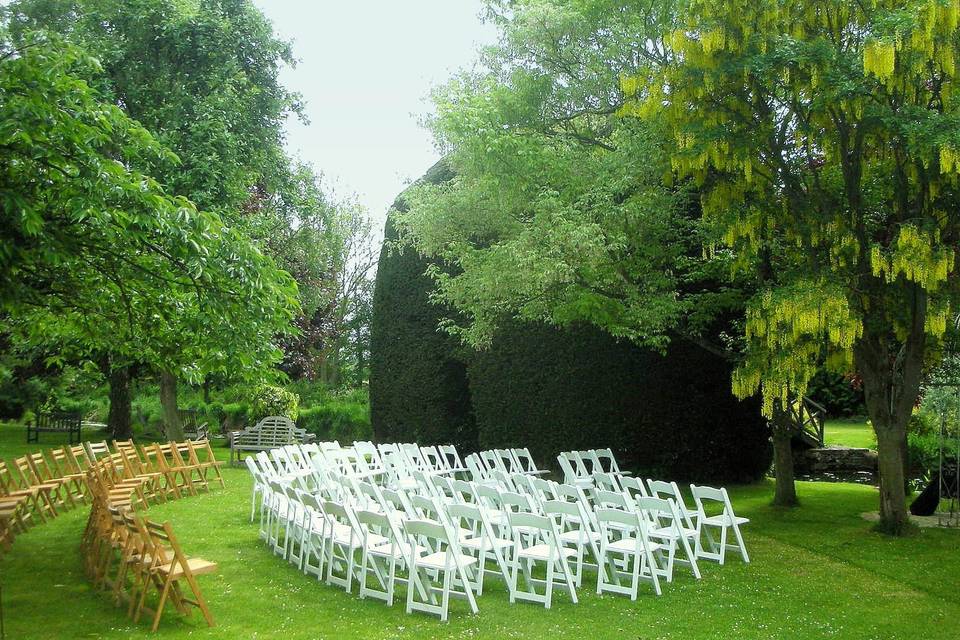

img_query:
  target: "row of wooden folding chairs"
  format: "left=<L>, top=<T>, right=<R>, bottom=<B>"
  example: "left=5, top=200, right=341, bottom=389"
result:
left=0, top=442, right=99, bottom=553
left=81, top=457, right=218, bottom=631
left=110, top=439, right=226, bottom=501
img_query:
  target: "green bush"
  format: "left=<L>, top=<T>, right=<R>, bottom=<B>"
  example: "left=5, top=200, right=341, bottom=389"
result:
left=807, top=371, right=865, bottom=418
left=250, top=385, right=299, bottom=422
left=298, top=398, right=372, bottom=443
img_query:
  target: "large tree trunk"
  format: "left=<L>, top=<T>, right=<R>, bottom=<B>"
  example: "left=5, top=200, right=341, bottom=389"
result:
left=771, top=405, right=799, bottom=507
left=159, top=370, right=184, bottom=441
left=855, top=288, right=926, bottom=536
left=107, top=365, right=133, bottom=441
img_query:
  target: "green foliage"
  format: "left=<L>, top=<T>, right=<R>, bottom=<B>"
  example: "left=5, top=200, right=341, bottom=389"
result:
left=0, top=28, right=299, bottom=385
left=297, top=398, right=371, bottom=444
left=249, top=385, right=300, bottom=422
left=467, top=321, right=770, bottom=482
left=807, top=372, right=865, bottom=418
left=619, top=0, right=960, bottom=422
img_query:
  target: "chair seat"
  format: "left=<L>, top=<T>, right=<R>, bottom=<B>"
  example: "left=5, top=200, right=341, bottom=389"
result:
left=649, top=525, right=697, bottom=540
left=559, top=529, right=601, bottom=544
left=518, top=544, right=577, bottom=561
left=417, top=551, right=478, bottom=571
left=156, top=557, right=218, bottom=578
left=607, top=537, right=663, bottom=554
left=460, top=534, right=512, bottom=551
left=701, top=515, right=749, bottom=526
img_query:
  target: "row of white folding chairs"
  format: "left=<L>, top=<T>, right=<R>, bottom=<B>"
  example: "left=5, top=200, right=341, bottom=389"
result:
left=247, top=442, right=748, bottom=569
left=254, top=466, right=734, bottom=618
left=557, top=448, right=627, bottom=486
left=463, top=448, right=548, bottom=483
left=256, top=471, right=657, bottom=619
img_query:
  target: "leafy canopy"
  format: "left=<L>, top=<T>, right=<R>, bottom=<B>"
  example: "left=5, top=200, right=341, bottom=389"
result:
left=621, top=0, right=960, bottom=415
left=0, top=31, right=298, bottom=380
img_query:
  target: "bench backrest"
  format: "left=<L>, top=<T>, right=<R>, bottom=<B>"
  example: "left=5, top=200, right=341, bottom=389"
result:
left=233, top=416, right=306, bottom=447
left=35, top=410, right=82, bottom=430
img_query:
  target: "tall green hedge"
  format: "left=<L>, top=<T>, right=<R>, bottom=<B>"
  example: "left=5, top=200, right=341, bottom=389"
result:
left=369, top=160, right=478, bottom=451
left=370, top=163, right=772, bottom=482
left=467, top=322, right=770, bottom=482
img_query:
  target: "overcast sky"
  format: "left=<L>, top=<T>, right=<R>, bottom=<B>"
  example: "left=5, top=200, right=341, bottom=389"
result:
left=252, top=1, right=497, bottom=229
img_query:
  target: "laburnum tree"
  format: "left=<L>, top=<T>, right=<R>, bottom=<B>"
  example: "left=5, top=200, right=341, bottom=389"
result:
left=621, top=0, right=960, bottom=533
left=0, top=32, right=299, bottom=439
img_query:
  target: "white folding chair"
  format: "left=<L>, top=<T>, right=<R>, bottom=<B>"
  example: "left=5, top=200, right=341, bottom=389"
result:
left=544, top=499, right=600, bottom=587
left=446, top=501, right=513, bottom=595
left=595, top=507, right=662, bottom=599
left=690, top=485, right=750, bottom=564
left=439, top=445, right=467, bottom=473
left=593, top=471, right=622, bottom=493
left=322, top=500, right=362, bottom=592
left=648, top=479, right=698, bottom=530
left=512, top=447, right=548, bottom=475
left=636, top=495, right=701, bottom=581
left=355, top=508, right=404, bottom=606
left=505, top=511, right=579, bottom=608
left=403, top=519, right=479, bottom=621
left=298, top=491, right=331, bottom=579
left=619, top=475, right=650, bottom=501
left=244, top=456, right=268, bottom=523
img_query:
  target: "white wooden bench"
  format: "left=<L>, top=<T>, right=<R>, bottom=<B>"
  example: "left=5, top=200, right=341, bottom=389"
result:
left=229, top=416, right=314, bottom=465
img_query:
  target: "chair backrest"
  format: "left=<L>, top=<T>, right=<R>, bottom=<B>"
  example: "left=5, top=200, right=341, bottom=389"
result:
left=465, top=453, right=488, bottom=481
left=556, top=452, right=579, bottom=483
left=480, top=450, right=504, bottom=474
left=511, top=448, right=538, bottom=473
left=573, top=451, right=595, bottom=476
left=419, top=445, right=445, bottom=472
left=690, top=484, right=734, bottom=518
left=593, top=471, right=621, bottom=493
left=596, top=448, right=621, bottom=474
left=494, top=449, right=519, bottom=474
left=500, top=490, right=535, bottom=514
left=451, top=479, right=477, bottom=504
left=596, top=506, right=641, bottom=533
left=438, top=445, right=464, bottom=470
left=636, top=495, right=682, bottom=531
left=619, top=475, right=649, bottom=500
left=595, top=488, right=631, bottom=510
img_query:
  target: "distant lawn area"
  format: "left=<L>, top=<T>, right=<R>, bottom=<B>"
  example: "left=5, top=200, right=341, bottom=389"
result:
left=1, top=423, right=958, bottom=639
left=824, top=417, right=876, bottom=449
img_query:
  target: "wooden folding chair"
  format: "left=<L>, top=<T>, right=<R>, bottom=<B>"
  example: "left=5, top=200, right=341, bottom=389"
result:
left=48, top=447, right=89, bottom=503
left=117, top=447, right=166, bottom=504
left=172, top=442, right=208, bottom=493
left=12, top=456, right=66, bottom=515
left=27, top=451, right=79, bottom=508
left=135, top=519, right=218, bottom=631
left=0, top=460, right=51, bottom=525
left=151, top=443, right=195, bottom=497
left=187, top=439, right=225, bottom=488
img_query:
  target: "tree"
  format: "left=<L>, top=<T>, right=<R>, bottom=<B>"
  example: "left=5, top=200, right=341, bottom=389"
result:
left=6, top=0, right=348, bottom=431
left=620, top=0, right=960, bottom=533
left=0, top=31, right=299, bottom=438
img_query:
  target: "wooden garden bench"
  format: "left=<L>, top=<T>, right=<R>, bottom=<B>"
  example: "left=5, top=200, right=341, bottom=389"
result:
left=179, top=409, right=210, bottom=440
left=26, top=410, right=82, bottom=444
left=228, top=416, right=314, bottom=465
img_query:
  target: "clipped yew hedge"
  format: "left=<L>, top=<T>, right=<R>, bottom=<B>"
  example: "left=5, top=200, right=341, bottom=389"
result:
left=369, top=160, right=478, bottom=452
left=466, top=322, right=771, bottom=482
left=370, top=162, right=771, bottom=483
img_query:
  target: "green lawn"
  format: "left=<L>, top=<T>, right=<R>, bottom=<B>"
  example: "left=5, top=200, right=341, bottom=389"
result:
left=1, top=424, right=958, bottom=639
left=824, top=417, right=876, bottom=449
